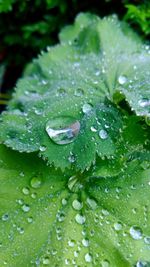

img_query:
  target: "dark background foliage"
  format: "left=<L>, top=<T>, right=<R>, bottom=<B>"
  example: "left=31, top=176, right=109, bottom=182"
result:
left=0, top=0, right=149, bottom=110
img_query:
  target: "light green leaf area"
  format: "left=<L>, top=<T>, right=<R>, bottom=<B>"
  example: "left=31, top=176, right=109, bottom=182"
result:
left=0, top=145, right=150, bottom=267
left=0, top=13, right=150, bottom=171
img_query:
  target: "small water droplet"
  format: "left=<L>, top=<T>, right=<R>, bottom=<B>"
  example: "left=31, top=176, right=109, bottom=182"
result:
left=99, top=129, right=108, bottom=140
left=68, top=152, right=76, bottom=163
left=129, top=226, right=143, bottom=240
left=90, top=126, right=97, bottom=132
left=39, top=145, right=47, bottom=152
left=118, top=75, right=127, bottom=85
left=82, top=103, right=93, bottom=114
left=87, top=198, right=97, bottom=210
left=85, top=253, right=92, bottom=263
left=82, top=238, right=89, bottom=247
left=30, top=176, right=42, bottom=189
left=138, top=99, right=150, bottom=108
left=27, top=217, right=33, bottom=223
left=62, top=198, right=67, bottom=206
left=114, top=222, right=122, bottom=231
left=136, top=261, right=149, bottom=267
left=68, top=240, right=75, bottom=247
left=46, top=118, right=80, bottom=145
left=75, top=88, right=84, bottom=97
left=75, top=214, right=86, bottom=225
left=144, top=236, right=150, bottom=244
left=72, top=199, right=83, bottom=210
left=22, top=187, right=30, bottom=195
left=101, top=260, right=110, bottom=267
left=22, top=204, right=30, bottom=213
left=2, top=214, right=9, bottom=222
left=43, top=257, right=50, bottom=265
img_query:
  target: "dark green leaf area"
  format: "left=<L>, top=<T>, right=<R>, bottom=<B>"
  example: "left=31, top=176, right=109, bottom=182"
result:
left=0, top=145, right=150, bottom=267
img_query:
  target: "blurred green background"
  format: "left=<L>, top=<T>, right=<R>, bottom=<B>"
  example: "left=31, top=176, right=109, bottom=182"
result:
left=0, top=0, right=150, bottom=109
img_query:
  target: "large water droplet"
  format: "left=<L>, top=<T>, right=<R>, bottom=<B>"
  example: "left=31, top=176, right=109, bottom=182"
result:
left=46, top=118, right=80, bottom=145
left=129, top=226, right=143, bottom=240
left=30, top=176, right=42, bottom=189
left=136, top=261, right=149, bottom=267
left=99, top=129, right=108, bottom=140
left=118, top=75, right=127, bottom=85
left=75, top=214, right=86, bottom=225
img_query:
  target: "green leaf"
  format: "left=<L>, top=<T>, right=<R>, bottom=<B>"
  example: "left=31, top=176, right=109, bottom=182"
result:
left=0, top=13, right=150, bottom=172
left=0, top=145, right=150, bottom=266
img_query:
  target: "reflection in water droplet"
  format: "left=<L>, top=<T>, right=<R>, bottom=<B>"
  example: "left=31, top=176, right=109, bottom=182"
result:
left=118, top=75, right=127, bottom=85
left=99, top=129, right=108, bottom=140
left=75, top=214, right=86, bottom=225
left=46, top=118, right=80, bottom=145
left=129, top=226, right=143, bottom=240
left=22, top=187, right=30, bottom=195
left=85, top=253, right=92, bottom=263
left=30, top=177, right=42, bottom=189
left=72, top=199, right=83, bottom=210
left=82, top=103, right=93, bottom=114
left=138, top=99, right=150, bottom=108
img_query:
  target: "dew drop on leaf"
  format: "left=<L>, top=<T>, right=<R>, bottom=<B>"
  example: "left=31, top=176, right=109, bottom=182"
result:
left=42, top=257, right=50, bottom=265
left=72, top=199, right=83, bottom=210
left=82, top=238, right=89, bottom=247
left=138, top=99, right=150, bottom=108
left=99, top=129, right=108, bottom=139
left=86, top=197, right=97, bottom=210
left=22, top=187, right=30, bottom=195
left=118, top=75, right=127, bottom=85
left=114, top=222, right=122, bottom=231
left=21, top=204, right=30, bottom=213
left=101, top=260, right=110, bottom=267
left=82, top=103, right=93, bottom=114
left=30, top=176, right=42, bottom=189
left=129, top=226, right=143, bottom=240
left=136, top=261, right=149, bottom=267
left=45, top=118, right=80, bottom=145
left=68, top=240, right=75, bottom=247
left=75, top=214, right=86, bottom=225
left=85, top=253, right=92, bottom=263
left=39, top=145, right=47, bottom=152
left=2, top=214, right=9, bottom=222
